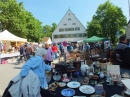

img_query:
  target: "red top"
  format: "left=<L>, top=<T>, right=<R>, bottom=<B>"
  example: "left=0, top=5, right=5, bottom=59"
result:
left=52, top=45, right=58, bottom=52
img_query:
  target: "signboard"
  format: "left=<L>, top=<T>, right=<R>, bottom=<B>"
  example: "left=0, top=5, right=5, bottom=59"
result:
left=62, top=41, right=67, bottom=47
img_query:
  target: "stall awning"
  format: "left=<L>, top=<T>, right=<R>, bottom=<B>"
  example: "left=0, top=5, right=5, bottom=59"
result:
left=83, top=36, right=109, bottom=42
left=0, top=30, right=27, bottom=42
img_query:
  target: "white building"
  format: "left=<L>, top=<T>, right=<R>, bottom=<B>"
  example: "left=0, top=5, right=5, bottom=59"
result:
left=126, top=21, right=130, bottom=39
left=52, top=9, right=87, bottom=43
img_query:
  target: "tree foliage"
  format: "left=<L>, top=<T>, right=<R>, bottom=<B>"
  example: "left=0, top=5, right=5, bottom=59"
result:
left=0, top=0, right=43, bottom=42
left=87, top=0, right=127, bottom=44
left=42, top=23, right=57, bottom=39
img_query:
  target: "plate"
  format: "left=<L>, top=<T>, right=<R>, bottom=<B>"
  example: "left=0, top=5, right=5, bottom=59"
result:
left=67, top=81, right=80, bottom=88
left=62, top=78, right=71, bottom=82
left=58, top=82, right=66, bottom=87
left=61, top=88, right=75, bottom=96
left=79, top=85, right=95, bottom=94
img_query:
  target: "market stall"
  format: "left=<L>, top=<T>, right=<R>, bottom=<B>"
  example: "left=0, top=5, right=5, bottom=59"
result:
left=41, top=61, right=127, bottom=97
left=0, top=30, right=27, bottom=50
left=83, top=36, right=109, bottom=42
left=0, top=30, right=27, bottom=64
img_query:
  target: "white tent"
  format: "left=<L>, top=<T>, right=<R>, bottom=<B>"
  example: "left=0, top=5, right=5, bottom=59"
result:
left=0, top=30, right=27, bottom=42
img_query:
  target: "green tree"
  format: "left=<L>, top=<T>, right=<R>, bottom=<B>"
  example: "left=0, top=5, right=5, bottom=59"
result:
left=42, top=23, right=57, bottom=39
left=0, top=0, right=43, bottom=42
left=87, top=0, right=127, bottom=44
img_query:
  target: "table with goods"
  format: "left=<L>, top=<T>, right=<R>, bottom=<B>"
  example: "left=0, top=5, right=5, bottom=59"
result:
left=43, top=59, right=130, bottom=97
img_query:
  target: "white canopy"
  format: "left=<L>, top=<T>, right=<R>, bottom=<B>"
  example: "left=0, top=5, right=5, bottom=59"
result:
left=0, top=30, right=27, bottom=42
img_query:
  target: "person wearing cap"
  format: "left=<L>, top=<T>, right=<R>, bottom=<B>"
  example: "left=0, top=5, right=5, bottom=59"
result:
left=45, top=43, right=53, bottom=65
left=115, top=35, right=130, bottom=73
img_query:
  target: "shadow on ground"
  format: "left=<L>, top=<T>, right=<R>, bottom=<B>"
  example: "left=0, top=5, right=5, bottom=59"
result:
left=13, top=67, right=22, bottom=69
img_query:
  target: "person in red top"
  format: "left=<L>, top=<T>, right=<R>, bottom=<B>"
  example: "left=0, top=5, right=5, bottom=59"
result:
left=52, top=43, right=58, bottom=60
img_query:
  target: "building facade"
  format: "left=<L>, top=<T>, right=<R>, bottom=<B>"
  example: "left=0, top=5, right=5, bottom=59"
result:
left=52, top=9, right=87, bottom=43
left=126, top=21, right=130, bottom=39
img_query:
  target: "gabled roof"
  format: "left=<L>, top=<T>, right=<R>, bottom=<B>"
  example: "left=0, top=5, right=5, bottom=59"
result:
left=42, top=37, right=50, bottom=42
left=52, top=9, right=86, bottom=34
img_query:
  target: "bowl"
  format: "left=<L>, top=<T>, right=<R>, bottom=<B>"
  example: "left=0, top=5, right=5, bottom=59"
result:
left=58, top=82, right=66, bottom=87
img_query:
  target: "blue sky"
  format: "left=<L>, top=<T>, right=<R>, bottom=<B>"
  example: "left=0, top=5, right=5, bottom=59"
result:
left=17, top=0, right=129, bottom=27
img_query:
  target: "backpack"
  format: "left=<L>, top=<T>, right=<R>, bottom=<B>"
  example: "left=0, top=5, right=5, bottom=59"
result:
left=60, top=44, right=63, bottom=49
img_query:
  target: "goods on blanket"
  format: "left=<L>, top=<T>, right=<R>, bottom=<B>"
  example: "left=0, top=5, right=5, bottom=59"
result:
left=79, top=85, right=95, bottom=94
left=67, top=64, right=75, bottom=72
left=124, top=89, right=130, bottom=96
left=122, top=72, right=130, bottom=78
left=46, top=71, right=52, bottom=83
left=69, top=51, right=84, bottom=61
left=91, top=75, right=99, bottom=80
left=94, top=85, right=106, bottom=96
left=81, top=77, right=89, bottom=85
left=58, top=82, right=66, bottom=87
left=62, top=77, right=71, bottom=82
left=111, top=94, right=123, bottom=97
left=61, top=88, right=75, bottom=97
left=53, top=70, right=61, bottom=81
left=90, top=94, right=104, bottom=97
left=67, top=82, right=80, bottom=88
left=55, top=62, right=69, bottom=72
left=49, top=81, right=59, bottom=91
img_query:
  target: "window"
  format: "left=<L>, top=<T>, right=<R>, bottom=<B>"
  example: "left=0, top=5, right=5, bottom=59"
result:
left=54, top=35, right=58, bottom=39
left=73, top=34, right=76, bottom=37
left=68, top=28, right=71, bottom=31
left=70, top=34, right=73, bottom=38
left=68, top=34, right=71, bottom=38
left=63, top=34, right=66, bottom=38
left=75, top=27, right=80, bottom=31
left=53, top=34, right=85, bottom=39
left=79, top=34, right=82, bottom=37
left=72, top=23, right=76, bottom=25
left=59, top=28, right=64, bottom=32
left=83, top=33, right=86, bottom=37
left=65, top=34, right=69, bottom=38
left=64, top=24, right=67, bottom=26
left=65, top=28, right=74, bottom=31
left=65, top=28, right=68, bottom=31
left=70, top=28, right=74, bottom=31
left=68, top=13, right=70, bottom=15
left=59, top=34, right=63, bottom=38
left=68, top=18, right=71, bottom=20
